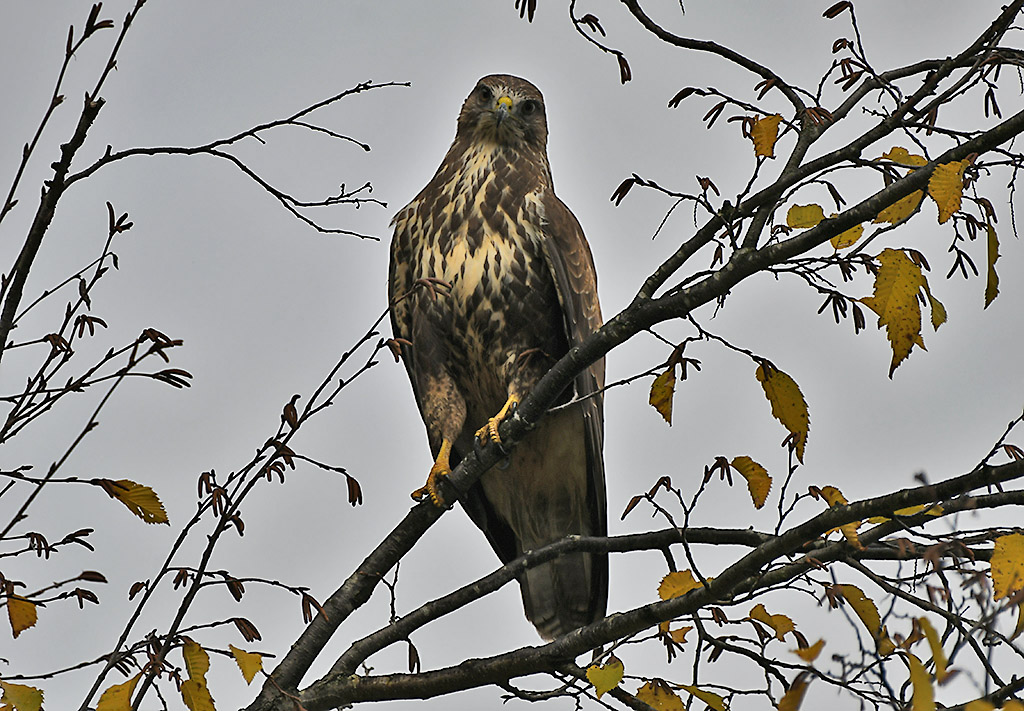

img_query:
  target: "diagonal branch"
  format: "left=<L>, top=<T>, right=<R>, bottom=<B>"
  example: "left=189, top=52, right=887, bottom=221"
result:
left=281, top=459, right=1024, bottom=709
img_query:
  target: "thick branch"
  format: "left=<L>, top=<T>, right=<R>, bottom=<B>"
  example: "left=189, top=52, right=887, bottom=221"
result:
left=283, top=460, right=1023, bottom=709
left=247, top=75, right=1024, bottom=710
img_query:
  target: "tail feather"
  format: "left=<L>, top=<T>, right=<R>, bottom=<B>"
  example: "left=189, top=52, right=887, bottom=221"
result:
left=469, top=405, right=607, bottom=640
left=521, top=550, right=602, bottom=640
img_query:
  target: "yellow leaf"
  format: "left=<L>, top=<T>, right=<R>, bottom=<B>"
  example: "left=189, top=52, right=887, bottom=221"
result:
left=917, top=617, right=949, bottom=682
left=874, top=190, right=925, bottom=225
left=650, top=367, right=676, bottom=425
left=678, top=684, right=728, bottom=711
left=180, top=678, right=215, bottom=711
left=96, top=673, right=142, bottom=711
left=658, top=570, right=707, bottom=600
left=637, top=680, right=685, bottom=711
left=669, top=625, right=693, bottom=643
left=786, top=204, right=825, bottom=229
left=748, top=603, right=794, bottom=641
left=860, top=248, right=928, bottom=377
left=866, top=503, right=943, bottom=524
left=920, top=278, right=947, bottom=332
left=586, top=655, right=624, bottom=699
left=98, top=479, right=169, bottom=525
left=831, top=222, right=864, bottom=249
left=778, top=673, right=811, bottom=711
left=928, top=159, right=969, bottom=224
left=991, top=533, right=1024, bottom=600
left=229, top=645, right=264, bottom=685
left=755, top=363, right=810, bottom=463
left=818, top=485, right=848, bottom=507
left=179, top=637, right=214, bottom=710
left=964, top=701, right=996, bottom=711
left=658, top=620, right=694, bottom=643
left=6, top=594, right=37, bottom=638
left=879, top=147, right=928, bottom=167
left=0, top=683, right=43, bottom=711
left=751, top=114, right=783, bottom=158
left=1002, top=702, right=1024, bottom=711
left=871, top=148, right=928, bottom=224
left=837, top=524, right=863, bottom=550
left=818, top=485, right=863, bottom=549
left=838, top=584, right=895, bottom=655
left=182, top=638, right=210, bottom=681
left=792, top=638, right=825, bottom=663
left=985, top=223, right=1000, bottom=308
left=731, top=456, right=772, bottom=509
left=908, top=653, right=935, bottom=711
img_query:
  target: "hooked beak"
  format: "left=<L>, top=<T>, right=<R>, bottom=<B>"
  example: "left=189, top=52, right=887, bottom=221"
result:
left=494, top=95, right=513, bottom=126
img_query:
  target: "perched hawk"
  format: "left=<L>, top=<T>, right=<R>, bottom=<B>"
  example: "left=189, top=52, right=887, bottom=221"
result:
left=388, top=75, right=606, bottom=640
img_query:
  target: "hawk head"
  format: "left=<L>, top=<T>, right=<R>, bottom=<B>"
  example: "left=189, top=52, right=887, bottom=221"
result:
left=456, top=74, right=548, bottom=150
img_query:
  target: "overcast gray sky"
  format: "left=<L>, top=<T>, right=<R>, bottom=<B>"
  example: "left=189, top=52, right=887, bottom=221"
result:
left=1, top=2, right=1021, bottom=709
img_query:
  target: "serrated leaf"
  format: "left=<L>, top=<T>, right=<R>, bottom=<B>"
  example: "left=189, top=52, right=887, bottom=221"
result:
left=837, top=584, right=895, bottom=655
left=755, top=363, right=810, bottom=462
left=778, top=673, right=811, bottom=711
left=792, top=638, right=825, bottom=663
left=97, top=479, right=169, bottom=524
left=229, top=645, right=264, bottom=685
left=928, top=159, right=969, bottom=224
left=669, top=625, right=693, bottom=643
left=991, top=532, right=1024, bottom=600
left=96, top=673, right=142, bottom=711
left=921, top=279, right=947, bottom=332
left=731, top=456, right=771, bottom=509
left=182, top=637, right=210, bottom=681
left=0, top=682, right=43, bottom=711
left=747, top=603, right=794, bottom=641
left=872, top=150, right=928, bottom=224
left=586, top=655, right=624, bottom=699
left=860, top=248, right=927, bottom=377
left=180, top=679, right=215, bottom=711
left=985, top=223, right=1000, bottom=308
left=637, top=680, right=685, bottom=710
left=819, top=485, right=863, bottom=549
left=831, top=222, right=864, bottom=249
left=786, top=204, right=825, bottom=229
left=180, top=636, right=214, bottom=711
left=908, top=653, right=935, bottom=711
left=751, top=114, right=783, bottom=158
left=658, top=570, right=708, bottom=600
left=866, top=503, right=943, bottom=524
left=918, top=617, right=949, bottom=682
left=6, top=593, right=37, bottom=639
left=879, top=146, right=928, bottom=167
left=649, top=367, right=676, bottom=424
left=678, top=684, right=728, bottom=711
left=874, top=190, right=925, bottom=224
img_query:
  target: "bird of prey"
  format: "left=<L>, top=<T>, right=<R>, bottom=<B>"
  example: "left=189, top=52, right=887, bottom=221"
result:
left=388, top=74, right=606, bottom=640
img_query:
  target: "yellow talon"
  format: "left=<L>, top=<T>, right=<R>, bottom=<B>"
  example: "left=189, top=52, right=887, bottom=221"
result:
left=475, top=395, right=519, bottom=446
left=411, top=439, right=452, bottom=507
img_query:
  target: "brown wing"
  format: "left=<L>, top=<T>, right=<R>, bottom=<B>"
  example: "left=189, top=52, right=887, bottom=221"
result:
left=539, top=191, right=604, bottom=386
left=387, top=205, right=421, bottom=413
left=535, top=190, right=608, bottom=627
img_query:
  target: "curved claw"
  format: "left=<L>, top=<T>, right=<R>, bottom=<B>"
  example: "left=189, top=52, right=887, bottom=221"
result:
left=474, top=396, right=519, bottom=448
left=411, top=439, right=452, bottom=507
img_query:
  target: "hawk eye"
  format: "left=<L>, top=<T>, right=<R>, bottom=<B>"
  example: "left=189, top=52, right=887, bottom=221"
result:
left=476, top=85, right=493, bottom=102
left=521, top=99, right=540, bottom=116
